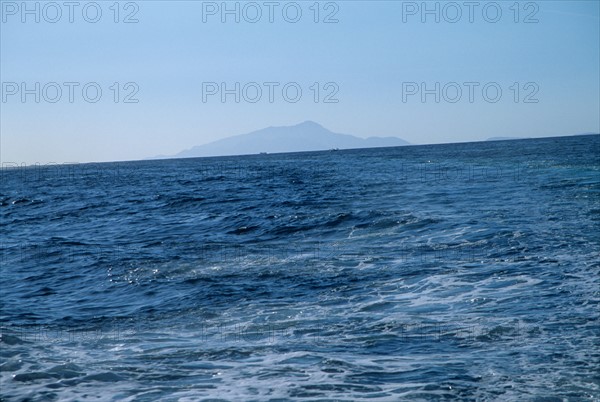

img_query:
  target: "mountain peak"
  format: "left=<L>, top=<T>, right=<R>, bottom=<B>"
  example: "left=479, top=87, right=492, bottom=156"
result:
left=296, top=120, right=323, bottom=128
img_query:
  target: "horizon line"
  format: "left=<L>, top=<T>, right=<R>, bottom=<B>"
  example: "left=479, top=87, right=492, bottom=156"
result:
left=2, top=132, right=598, bottom=167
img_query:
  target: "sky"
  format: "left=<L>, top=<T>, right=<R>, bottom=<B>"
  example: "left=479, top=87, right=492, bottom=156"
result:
left=1, top=0, right=599, bottom=164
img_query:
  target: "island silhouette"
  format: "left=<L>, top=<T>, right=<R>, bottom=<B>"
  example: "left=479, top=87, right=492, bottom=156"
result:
left=153, top=121, right=409, bottom=159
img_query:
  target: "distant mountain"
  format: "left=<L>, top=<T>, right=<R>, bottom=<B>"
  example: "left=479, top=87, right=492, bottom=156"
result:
left=160, top=121, right=409, bottom=159
left=487, top=134, right=600, bottom=142
left=486, top=136, right=529, bottom=141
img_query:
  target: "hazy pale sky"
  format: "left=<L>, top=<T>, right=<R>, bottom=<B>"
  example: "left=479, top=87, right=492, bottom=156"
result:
left=1, top=0, right=599, bottom=163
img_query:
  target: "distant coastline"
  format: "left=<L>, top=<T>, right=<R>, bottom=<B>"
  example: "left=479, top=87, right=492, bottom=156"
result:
left=145, top=130, right=599, bottom=162
left=486, top=136, right=529, bottom=141
left=151, top=121, right=409, bottom=160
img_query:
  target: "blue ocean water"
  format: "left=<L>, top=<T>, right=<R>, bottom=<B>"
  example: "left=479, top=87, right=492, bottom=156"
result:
left=1, top=135, right=599, bottom=401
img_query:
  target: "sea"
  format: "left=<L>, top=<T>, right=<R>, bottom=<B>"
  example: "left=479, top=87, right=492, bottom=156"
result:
left=1, top=134, right=599, bottom=401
